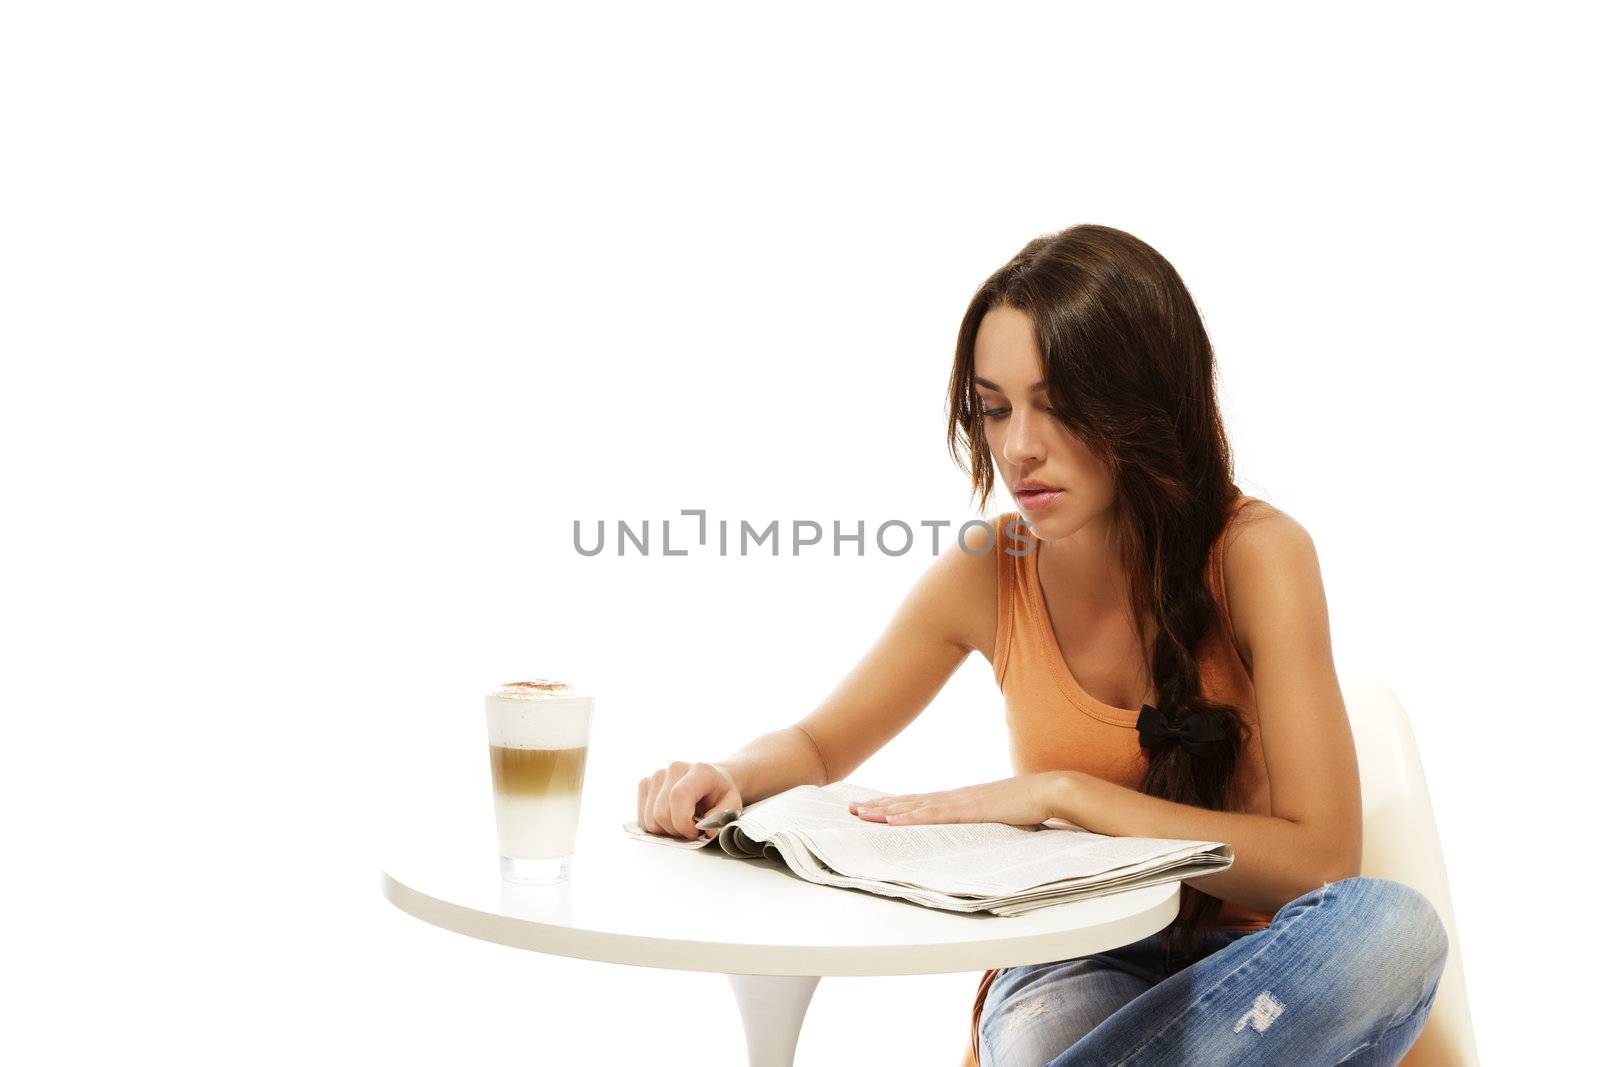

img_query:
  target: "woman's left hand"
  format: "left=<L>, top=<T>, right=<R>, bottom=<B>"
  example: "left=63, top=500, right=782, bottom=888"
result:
left=848, top=772, right=1070, bottom=828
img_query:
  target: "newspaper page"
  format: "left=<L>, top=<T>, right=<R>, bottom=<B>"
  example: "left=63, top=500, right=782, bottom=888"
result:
left=733, top=784, right=1229, bottom=896
left=621, top=781, right=1232, bottom=914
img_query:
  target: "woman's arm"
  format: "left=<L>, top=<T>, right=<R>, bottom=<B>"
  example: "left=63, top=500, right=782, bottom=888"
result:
left=641, top=526, right=999, bottom=837
left=1053, top=509, right=1364, bottom=913
left=850, top=509, right=1364, bottom=916
left=709, top=725, right=831, bottom=808
left=722, top=527, right=997, bottom=806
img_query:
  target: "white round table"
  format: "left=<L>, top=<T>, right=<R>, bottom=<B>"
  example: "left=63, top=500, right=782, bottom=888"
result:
left=381, top=811, right=1179, bottom=1066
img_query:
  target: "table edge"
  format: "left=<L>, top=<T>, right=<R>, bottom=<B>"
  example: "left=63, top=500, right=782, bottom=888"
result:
left=379, top=869, right=1181, bottom=977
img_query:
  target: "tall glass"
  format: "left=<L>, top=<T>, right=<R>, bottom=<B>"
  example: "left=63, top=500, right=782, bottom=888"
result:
left=484, top=679, right=594, bottom=884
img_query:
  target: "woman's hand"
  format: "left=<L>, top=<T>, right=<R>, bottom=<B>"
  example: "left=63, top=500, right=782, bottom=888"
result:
left=637, top=761, right=744, bottom=840
left=848, top=772, right=1069, bottom=828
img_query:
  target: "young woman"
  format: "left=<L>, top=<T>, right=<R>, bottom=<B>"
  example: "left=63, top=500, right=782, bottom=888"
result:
left=634, top=225, right=1448, bottom=1066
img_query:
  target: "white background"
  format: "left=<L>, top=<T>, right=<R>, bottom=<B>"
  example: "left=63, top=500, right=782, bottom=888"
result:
left=4, top=2, right=1594, bottom=1063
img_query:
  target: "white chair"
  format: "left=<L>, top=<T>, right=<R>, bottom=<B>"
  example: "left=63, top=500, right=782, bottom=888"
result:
left=1345, top=678, right=1479, bottom=1066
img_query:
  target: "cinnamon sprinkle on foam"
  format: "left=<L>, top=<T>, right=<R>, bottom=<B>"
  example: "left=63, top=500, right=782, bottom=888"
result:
left=490, top=679, right=590, bottom=702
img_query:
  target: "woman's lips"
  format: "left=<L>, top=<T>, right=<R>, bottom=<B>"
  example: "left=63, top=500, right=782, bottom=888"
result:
left=1016, top=488, right=1063, bottom=511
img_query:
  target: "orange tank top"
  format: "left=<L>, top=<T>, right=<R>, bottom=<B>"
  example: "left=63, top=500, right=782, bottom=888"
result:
left=964, top=493, right=1275, bottom=1066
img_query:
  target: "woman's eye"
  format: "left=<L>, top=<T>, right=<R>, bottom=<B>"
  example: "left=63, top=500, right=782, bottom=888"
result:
left=980, top=407, right=1059, bottom=420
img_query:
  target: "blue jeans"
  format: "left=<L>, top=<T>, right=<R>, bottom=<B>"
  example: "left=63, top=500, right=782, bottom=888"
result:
left=978, top=876, right=1449, bottom=1067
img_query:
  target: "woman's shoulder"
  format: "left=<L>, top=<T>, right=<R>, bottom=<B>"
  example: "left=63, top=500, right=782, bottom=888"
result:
left=907, top=513, right=1015, bottom=661
left=1227, top=490, right=1279, bottom=526
left=1223, top=495, right=1305, bottom=556
left=1219, top=496, right=1319, bottom=669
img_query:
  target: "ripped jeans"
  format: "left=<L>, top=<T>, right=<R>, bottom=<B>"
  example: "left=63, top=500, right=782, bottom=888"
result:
left=978, top=876, right=1449, bottom=1067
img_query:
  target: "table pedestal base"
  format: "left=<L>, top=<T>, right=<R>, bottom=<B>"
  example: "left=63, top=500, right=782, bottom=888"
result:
left=725, top=973, right=821, bottom=1067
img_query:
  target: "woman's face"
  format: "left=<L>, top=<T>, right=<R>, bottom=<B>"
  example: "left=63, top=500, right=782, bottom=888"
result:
left=973, top=304, right=1118, bottom=540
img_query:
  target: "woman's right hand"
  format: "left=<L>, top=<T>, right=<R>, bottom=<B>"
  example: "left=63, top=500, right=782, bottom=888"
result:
left=636, top=761, right=744, bottom=840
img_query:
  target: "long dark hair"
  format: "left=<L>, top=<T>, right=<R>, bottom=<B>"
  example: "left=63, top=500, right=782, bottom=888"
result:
left=945, top=224, right=1253, bottom=961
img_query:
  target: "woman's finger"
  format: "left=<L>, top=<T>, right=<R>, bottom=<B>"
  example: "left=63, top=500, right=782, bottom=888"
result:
left=884, top=795, right=952, bottom=812
left=641, top=769, right=666, bottom=833
left=853, top=803, right=909, bottom=819
left=652, top=768, right=683, bottom=837
left=862, top=803, right=933, bottom=823
left=667, top=773, right=706, bottom=839
left=859, top=795, right=924, bottom=809
left=887, top=805, right=950, bottom=824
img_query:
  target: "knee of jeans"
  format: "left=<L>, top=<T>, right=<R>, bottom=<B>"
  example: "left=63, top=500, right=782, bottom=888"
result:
left=979, top=987, right=1060, bottom=1067
left=979, top=967, right=1106, bottom=1067
left=1325, top=876, right=1450, bottom=992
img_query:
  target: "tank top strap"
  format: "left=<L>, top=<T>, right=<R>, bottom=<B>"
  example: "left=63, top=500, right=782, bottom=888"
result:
left=994, top=500, right=1252, bottom=689
left=990, top=511, right=1033, bottom=690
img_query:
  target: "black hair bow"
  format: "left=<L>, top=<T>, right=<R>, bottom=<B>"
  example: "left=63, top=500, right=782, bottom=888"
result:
left=1137, top=703, right=1228, bottom=758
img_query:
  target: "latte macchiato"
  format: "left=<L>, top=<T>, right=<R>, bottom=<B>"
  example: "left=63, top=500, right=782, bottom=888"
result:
left=485, top=679, right=594, bottom=884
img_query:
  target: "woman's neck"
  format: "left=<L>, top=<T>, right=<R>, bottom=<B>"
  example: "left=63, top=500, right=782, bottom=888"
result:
left=1035, top=514, right=1145, bottom=632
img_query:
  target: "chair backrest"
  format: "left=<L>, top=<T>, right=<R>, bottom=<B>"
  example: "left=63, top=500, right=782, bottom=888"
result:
left=1344, top=678, right=1480, bottom=1067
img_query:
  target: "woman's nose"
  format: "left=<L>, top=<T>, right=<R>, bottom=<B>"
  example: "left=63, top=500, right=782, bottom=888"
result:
left=1002, top=410, right=1047, bottom=466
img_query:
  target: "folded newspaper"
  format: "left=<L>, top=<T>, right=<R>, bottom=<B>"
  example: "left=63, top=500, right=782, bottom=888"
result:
left=621, top=781, right=1233, bottom=916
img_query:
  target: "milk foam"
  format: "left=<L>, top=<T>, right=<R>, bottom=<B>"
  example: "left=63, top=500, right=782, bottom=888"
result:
left=486, top=680, right=593, bottom=749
